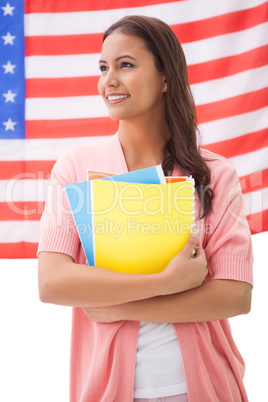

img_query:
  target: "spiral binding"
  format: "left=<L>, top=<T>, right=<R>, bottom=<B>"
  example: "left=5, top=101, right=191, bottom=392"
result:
left=188, top=178, right=196, bottom=257
left=190, top=177, right=195, bottom=232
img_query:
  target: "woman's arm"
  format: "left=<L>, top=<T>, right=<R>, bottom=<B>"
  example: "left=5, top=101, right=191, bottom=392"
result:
left=83, top=279, right=252, bottom=323
left=38, top=232, right=208, bottom=307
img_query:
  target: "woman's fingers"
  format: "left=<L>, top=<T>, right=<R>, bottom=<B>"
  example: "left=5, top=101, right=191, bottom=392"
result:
left=159, top=231, right=208, bottom=295
left=180, top=231, right=199, bottom=258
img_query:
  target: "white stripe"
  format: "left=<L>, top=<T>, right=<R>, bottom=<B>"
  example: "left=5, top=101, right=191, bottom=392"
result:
left=229, top=147, right=268, bottom=177
left=191, top=66, right=268, bottom=106
left=25, top=54, right=100, bottom=78
left=0, top=221, right=40, bottom=243
left=1, top=180, right=48, bottom=202
left=244, top=188, right=268, bottom=215
left=0, top=136, right=109, bottom=161
left=199, top=108, right=268, bottom=145
left=25, top=96, right=108, bottom=120
left=24, top=24, right=268, bottom=79
left=183, top=23, right=267, bottom=65
left=25, top=83, right=268, bottom=121
left=24, top=0, right=265, bottom=36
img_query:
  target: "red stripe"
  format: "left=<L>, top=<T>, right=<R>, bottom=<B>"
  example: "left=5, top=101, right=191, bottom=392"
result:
left=188, top=45, right=268, bottom=85
left=240, top=168, right=268, bottom=195
left=0, top=242, right=38, bottom=259
left=0, top=161, right=55, bottom=180
left=0, top=202, right=45, bottom=221
left=26, top=76, right=100, bottom=98
left=25, top=46, right=267, bottom=99
left=24, top=0, right=180, bottom=13
left=24, top=4, right=267, bottom=56
left=196, top=88, right=268, bottom=124
left=25, top=33, right=103, bottom=57
left=172, top=3, right=267, bottom=44
left=247, top=209, right=268, bottom=235
left=202, top=129, right=268, bottom=160
left=26, top=118, right=118, bottom=139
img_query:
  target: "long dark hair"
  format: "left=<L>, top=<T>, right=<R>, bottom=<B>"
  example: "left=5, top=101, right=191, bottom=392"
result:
left=103, top=15, right=213, bottom=218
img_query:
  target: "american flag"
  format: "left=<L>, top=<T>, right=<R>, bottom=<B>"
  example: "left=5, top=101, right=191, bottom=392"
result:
left=0, top=0, right=267, bottom=258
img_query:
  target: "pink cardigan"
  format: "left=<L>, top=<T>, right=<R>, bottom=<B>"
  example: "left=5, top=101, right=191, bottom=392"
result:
left=38, top=133, right=253, bottom=402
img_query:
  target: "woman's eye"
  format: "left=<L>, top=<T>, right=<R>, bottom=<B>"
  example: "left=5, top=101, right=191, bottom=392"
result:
left=99, top=65, right=108, bottom=72
left=121, top=62, right=134, bottom=68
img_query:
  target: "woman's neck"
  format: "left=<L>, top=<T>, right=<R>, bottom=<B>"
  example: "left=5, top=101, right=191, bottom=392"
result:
left=118, top=120, right=169, bottom=172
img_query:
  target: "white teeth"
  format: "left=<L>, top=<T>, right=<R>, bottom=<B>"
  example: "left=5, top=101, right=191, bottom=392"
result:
left=108, top=95, right=129, bottom=101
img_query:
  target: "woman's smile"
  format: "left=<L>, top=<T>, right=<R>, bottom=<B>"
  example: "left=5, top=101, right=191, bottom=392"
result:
left=106, top=93, right=131, bottom=104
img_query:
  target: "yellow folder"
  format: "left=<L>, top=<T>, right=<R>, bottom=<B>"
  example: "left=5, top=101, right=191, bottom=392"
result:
left=92, top=179, right=195, bottom=274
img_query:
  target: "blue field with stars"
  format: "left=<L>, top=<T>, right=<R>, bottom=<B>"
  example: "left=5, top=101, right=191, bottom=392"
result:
left=0, top=1, right=25, bottom=139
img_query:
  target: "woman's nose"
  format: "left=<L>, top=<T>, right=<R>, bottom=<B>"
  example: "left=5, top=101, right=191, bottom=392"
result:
left=104, top=69, right=119, bottom=87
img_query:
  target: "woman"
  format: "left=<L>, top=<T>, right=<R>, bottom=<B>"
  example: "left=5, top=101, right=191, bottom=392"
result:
left=38, top=16, right=253, bottom=402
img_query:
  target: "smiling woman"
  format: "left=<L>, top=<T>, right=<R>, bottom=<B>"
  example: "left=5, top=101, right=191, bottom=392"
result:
left=98, top=32, right=167, bottom=128
left=37, top=15, right=253, bottom=402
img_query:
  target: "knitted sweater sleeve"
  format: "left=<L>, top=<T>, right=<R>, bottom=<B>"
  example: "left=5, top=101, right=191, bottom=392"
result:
left=37, top=148, right=81, bottom=261
left=200, top=153, right=253, bottom=286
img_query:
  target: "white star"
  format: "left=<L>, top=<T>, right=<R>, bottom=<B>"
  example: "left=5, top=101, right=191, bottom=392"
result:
left=2, top=32, right=16, bottom=45
left=3, top=118, right=17, bottom=131
left=3, top=89, right=16, bottom=103
left=2, top=61, right=16, bottom=74
left=1, top=3, right=15, bottom=16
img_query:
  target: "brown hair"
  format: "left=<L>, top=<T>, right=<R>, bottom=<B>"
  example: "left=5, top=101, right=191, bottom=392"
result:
left=103, top=15, right=213, bottom=218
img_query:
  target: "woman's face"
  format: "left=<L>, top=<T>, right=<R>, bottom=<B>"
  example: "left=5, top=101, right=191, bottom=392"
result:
left=98, top=31, right=166, bottom=122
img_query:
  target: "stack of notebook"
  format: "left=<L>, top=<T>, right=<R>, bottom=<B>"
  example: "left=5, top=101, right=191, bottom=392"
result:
left=65, top=165, right=195, bottom=274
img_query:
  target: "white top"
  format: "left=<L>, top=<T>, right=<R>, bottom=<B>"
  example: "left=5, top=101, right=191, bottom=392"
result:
left=134, top=322, right=188, bottom=398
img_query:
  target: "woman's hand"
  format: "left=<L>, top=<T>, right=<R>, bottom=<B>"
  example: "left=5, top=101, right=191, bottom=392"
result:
left=158, top=231, right=208, bottom=296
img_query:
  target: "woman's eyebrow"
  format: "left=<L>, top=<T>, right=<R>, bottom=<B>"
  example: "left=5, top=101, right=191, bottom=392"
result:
left=99, top=55, right=137, bottom=64
left=115, top=55, right=137, bottom=62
